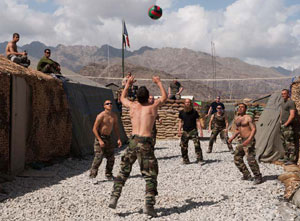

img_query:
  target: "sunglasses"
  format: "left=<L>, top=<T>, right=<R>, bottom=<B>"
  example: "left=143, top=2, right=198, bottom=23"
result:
left=105, top=103, right=113, bottom=105
left=45, top=51, right=51, bottom=54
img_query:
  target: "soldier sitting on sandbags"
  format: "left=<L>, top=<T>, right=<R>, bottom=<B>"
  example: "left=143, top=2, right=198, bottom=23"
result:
left=5, top=33, right=31, bottom=68
left=37, top=49, right=62, bottom=75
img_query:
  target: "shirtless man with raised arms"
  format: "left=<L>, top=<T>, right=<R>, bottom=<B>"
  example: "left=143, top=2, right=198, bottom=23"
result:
left=228, top=103, right=262, bottom=185
left=89, top=100, right=122, bottom=180
left=109, top=75, right=167, bottom=217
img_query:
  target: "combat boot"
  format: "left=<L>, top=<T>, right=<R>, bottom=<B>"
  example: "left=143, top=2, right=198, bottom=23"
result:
left=182, top=159, right=190, bottom=165
left=89, top=169, right=97, bottom=179
left=144, top=205, right=157, bottom=217
left=241, top=174, right=252, bottom=181
left=253, top=175, right=263, bottom=185
left=105, top=174, right=114, bottom=181
left=206, top=148, right=212, bottom=153
left=108, top=196, right=118, bottom=209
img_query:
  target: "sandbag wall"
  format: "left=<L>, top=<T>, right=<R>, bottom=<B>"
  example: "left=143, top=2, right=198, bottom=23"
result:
left=122, top=99, right=186, bottom=139
left=0, top=55, right=72, bottom=173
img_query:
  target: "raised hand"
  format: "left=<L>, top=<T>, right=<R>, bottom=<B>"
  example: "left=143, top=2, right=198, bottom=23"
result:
left=152, top=76, right=161, bottom=84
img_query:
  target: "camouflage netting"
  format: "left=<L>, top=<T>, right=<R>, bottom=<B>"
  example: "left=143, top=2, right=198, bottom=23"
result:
left=0, top=72, right=10, bottom=171
left=0, top=55, right=72, bottom=166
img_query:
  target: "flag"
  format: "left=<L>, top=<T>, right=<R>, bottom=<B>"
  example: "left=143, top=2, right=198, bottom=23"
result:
left=123, top=21, right=130, bottom=48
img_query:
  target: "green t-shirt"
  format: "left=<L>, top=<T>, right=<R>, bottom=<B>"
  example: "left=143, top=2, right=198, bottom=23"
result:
left=37, top=56, right=58, bottom=71
left=281, top=99, right=296, bottom=124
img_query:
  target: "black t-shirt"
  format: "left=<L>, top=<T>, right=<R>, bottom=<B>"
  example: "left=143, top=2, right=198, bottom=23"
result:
left=179, top=109, right=200, bottom=132
left=210, top=101, right=225, bottom=114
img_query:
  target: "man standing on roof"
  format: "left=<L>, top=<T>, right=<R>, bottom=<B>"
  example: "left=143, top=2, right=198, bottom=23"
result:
left=168, top=78, right=184, bottom=100
left=206, top=96, right=225, bottom=117
left=109, top=75, right=167, bottom=217
left=208, top=105, right=234, bottom=154
left=178, top=99, right=204, bottom=164
left=5, top=33, right=30, bottom=68
left=280, top=89, right=298, bottom=165
left=228, top=103, right=262, bottom=185
left=37, top=49, right=62, bottom=75
left=89, top=100, right=122, bottom=180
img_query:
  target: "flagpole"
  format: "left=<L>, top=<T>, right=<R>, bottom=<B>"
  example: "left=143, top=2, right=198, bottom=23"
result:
left=122, top=19, right=125, bottom=78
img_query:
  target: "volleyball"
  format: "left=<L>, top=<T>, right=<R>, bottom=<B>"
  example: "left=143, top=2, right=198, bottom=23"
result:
left=148, top=5, right=163, bottom=20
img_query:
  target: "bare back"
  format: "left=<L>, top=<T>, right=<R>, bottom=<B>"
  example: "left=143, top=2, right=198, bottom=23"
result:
left=235, top=115, right=254, bottom=138
left=130, top=102, right=159, bottom=137
left=5, top=41, right=18, bottom=57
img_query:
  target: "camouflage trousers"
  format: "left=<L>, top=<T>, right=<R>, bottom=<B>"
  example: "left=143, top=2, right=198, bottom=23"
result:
left=234, top=138, right=261, bottom=178
left=111, top=135, right=158, bottom=206
left=208, top=128, right=233, bottom=151
left=180, top=129, right=203, bottom=162
left=90, top=135, right=115, bottom=177
left=280, top=124, right=298, bottom=163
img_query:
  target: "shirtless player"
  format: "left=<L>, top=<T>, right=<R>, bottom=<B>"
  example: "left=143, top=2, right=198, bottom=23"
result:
left=228, top=103, right=262, bottom=185
left=89, top=100, right=122, bottom=180
left=108, top=75, right=167, bottom=217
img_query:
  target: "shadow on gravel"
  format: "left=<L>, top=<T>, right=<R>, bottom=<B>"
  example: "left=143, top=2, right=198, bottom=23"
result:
left=263, top=175, right=278, bottom=182
left=117, top=198, right=223, bottom=218
left=1, top=156, right=94, bottom=202
left=157, top=199, right=218, bottom=217
left=157, top=155, right=181, bottom=161
left=155, top=147, right=169, bottom=150
left=201, top=159, right=220, bottom=166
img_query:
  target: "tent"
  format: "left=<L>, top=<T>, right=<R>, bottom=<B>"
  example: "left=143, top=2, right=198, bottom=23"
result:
left=255, top=92, right=285, bottom=162
left=62, top=73, right=128, bottom=157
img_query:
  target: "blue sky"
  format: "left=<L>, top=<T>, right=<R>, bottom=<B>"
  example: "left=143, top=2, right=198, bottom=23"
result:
left=1, top=0, right=300, bottom=68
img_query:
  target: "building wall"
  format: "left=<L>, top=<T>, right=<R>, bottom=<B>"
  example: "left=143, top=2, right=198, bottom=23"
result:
left=0, top=73, right=10, bottom=172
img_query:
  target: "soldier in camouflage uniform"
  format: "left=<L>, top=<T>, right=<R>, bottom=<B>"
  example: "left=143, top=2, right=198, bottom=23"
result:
left=178, top=99, right=204, bottom=164
left=280, top=89, right=298, bottom=164
left=228, top=103, right=262, bottom=185
left=207, top=105, right=233, bottom=153
left=89, top=100, right=122, bottom=180
left=149, top=95, right=162, bottom=148
left=109, top=75, right=167, bottom=217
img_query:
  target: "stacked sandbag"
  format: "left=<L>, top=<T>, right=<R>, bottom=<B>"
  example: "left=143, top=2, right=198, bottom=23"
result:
left=122, top=99, right=192, bottom=139
left=278, top=165, right=300, bottom=203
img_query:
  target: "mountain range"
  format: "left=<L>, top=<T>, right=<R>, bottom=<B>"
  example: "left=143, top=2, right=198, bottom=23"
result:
left=0, top=41, right=297, bottom=99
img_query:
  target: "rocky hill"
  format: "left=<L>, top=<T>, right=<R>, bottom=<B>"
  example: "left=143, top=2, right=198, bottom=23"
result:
left=0, top=41, right=295, bottom=99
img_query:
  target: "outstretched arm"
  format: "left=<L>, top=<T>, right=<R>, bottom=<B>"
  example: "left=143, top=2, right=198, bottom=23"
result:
left=121, top=76, right=135, bottom=108
left=153, top=76, right=167, bottom=106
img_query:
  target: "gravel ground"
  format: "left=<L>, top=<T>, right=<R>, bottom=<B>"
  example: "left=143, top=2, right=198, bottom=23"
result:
left=1, top=131, right=300, bottom=220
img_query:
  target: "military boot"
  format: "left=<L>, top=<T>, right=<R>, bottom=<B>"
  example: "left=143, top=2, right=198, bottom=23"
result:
left=241, top=174, right=252, bottom=181
left=206, top=148, right=212, bottom=153
left=108, top=196, right=118, bottom=209
left=89, top=169, right=98, bottom=179
left=253, top=175, right=263, bottom=185
left=144, top=205, right=157, bottom=217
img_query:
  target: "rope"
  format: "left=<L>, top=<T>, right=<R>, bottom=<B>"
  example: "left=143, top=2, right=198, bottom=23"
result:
left=63, top=75, right=296, bottom=82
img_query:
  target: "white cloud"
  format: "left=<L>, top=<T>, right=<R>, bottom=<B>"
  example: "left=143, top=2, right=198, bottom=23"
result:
left=0, top=0, right=299, bottom=68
